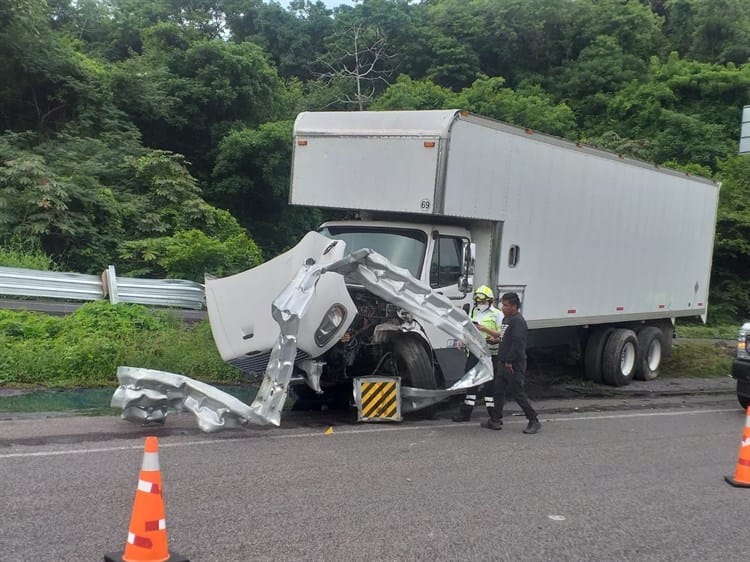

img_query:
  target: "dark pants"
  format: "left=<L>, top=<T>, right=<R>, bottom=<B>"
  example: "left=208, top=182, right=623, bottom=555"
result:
left=494, top=360, right=538, bottom=423
left=457, top=354, right=501, bottom=421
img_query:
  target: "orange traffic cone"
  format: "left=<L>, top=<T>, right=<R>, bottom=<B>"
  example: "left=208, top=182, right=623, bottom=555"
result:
left=725, top=407, right=750, bottom=488
left=105, top=437, right=189, bottom=562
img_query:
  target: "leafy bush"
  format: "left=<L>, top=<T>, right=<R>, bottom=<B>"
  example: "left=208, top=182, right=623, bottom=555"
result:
left=0, top=238, right=57, bottom=270
left=0, top=310, right=64, bottom=339
left=0, top=302, right=243, bottom=387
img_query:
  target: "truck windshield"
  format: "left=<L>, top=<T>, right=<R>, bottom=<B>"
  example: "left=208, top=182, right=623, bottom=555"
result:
left=318, top=226, right=427, bottom=279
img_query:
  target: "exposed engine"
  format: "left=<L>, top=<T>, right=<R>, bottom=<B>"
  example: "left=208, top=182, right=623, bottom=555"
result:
left=316, top=288, right=403, bottom=387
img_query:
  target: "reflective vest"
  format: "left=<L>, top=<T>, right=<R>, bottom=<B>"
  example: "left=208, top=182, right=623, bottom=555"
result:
left=471, top=306, right=501, bottom=355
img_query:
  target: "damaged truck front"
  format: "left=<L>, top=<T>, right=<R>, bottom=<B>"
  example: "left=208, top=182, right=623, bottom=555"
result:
left=205, top=230, right=491, bottom=419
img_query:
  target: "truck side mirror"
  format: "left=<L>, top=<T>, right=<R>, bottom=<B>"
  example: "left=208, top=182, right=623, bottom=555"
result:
left=457, top=240, right=476, bottom=294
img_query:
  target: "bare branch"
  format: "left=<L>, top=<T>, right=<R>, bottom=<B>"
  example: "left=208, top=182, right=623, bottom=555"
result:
left=309, top=23, right=395, bottom=110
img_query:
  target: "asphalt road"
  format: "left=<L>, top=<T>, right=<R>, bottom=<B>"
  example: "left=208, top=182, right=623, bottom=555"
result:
left=1, top=394, right=748, bottom=562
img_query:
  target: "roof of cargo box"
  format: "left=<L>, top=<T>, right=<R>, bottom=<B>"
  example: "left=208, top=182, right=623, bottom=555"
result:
left=293, top=109, right=717, bottom=188
left=294, top=109, right=461, bottom=137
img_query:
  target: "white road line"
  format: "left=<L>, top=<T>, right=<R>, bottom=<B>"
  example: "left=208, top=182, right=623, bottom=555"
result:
left=0, top=407, right=739, bottom=459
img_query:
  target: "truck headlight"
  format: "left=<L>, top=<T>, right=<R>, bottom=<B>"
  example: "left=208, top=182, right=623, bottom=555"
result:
left=314, top=304, right=348, bottom=347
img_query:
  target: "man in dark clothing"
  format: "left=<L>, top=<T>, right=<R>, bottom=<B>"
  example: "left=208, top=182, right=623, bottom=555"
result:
left=493, top=292, right=541, bottom=434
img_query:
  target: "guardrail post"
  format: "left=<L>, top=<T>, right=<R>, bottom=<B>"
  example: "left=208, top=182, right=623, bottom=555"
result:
left=107, top=265, right=119, bottom=304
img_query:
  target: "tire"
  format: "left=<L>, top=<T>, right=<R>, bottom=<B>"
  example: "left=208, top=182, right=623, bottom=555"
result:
left=602, top=329, right=638, bottom=387
left=739, top=393, right=750, bottom=410
left=584, top=327, right=615, bottom=383
left=390, top=336, right=437, bottom=389
left=635, top=326, right=664, bottom=381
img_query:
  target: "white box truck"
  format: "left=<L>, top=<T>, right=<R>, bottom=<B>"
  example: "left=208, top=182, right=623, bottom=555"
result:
left=206, top=110, right=719, bottom=412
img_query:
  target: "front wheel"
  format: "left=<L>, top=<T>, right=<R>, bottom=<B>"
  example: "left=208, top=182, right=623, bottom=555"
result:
left=739, top=393, right=750, bottom=410
left=389, top=336, right=438, bottom=389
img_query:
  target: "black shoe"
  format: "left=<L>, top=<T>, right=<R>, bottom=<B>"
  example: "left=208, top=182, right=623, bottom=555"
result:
left=481, top=419, right=503, bottom=430
left=523, top=420, right=542, bottom=434
left=452, top=413, right=471, bottom=422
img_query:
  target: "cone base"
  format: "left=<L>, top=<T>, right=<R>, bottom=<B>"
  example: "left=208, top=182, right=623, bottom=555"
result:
left=104, top=552, right=190, bottom=562
left=724, top=475, right=750, bottom=488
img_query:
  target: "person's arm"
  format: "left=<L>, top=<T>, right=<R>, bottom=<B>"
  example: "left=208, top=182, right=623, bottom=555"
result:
left=476, top=323, right=501, bottom=339
left=473, top=310, right=501, bottom=338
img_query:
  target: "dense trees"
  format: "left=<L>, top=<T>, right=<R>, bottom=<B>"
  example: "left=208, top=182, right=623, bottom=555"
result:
left=0, top=0, right=748, bottom=320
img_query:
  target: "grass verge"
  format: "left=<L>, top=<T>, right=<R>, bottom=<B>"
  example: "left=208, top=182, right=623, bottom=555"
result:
left=661, top=339, right=734, bottom=378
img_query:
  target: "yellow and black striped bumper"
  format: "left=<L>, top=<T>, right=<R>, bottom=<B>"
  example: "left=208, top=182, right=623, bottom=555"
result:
left=353, top=377, right=402, bottom=422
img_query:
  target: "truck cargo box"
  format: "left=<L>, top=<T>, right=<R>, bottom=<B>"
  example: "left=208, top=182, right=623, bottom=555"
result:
left=290, top=110, right=719, bottom=326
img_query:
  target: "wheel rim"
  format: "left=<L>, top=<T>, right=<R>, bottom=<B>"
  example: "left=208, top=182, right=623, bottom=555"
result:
left=647, top=340, right=662, bottom=371
left=620, top=341, right=636, bottom=375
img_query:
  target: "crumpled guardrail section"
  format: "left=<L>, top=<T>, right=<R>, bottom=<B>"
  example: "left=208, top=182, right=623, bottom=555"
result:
left=112, top=244, right=493, bottom=430
left=111, top=366, right=263, bottom=432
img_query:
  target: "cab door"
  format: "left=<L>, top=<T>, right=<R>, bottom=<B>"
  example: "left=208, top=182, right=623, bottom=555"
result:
left=427, top=232, right=473, bottom=386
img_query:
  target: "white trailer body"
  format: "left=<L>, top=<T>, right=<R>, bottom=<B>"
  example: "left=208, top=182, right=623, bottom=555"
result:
left=291, top=110, right=718, bottom=330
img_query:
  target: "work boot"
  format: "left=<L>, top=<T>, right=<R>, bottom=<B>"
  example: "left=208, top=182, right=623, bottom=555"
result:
left=523, top=420, right=542, bottom=434
left=452, top=412, right=472, bottom=422
left=452, top=405, right=473, bottom=422
left=481, top=419, right=503, bottom=430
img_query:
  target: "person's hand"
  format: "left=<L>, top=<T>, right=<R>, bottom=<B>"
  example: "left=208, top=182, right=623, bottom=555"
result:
left=505, top=362, right=514, bottom=374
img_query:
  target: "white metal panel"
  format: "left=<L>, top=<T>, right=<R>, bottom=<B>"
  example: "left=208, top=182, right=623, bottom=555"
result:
left=291, top=136, right=441, bottom=214
left=205, top=232, right=356, bottom=362
left=490, top=140, right=718, bottom=326
left=442, top=120, right=515, bottom=220
left=288, top=110, right=718, bottom=328
left=293, top=110, right=459, bottom=137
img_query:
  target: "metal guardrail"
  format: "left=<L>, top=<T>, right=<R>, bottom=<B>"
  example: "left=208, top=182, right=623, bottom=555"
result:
left=0, top=265, right=206, bottom=311
left=0, top=267, right=104, bottom=301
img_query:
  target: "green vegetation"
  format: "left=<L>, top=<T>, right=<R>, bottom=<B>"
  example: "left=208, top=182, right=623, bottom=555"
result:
left=0, top=239, right=57, bottom=270
left=662, top=340, right=734, bottom=378
left=675, top=321, right=739, bottom=340
left=0, top=0, right=749, bottom=390
left=1, top=0, right=749, bottom=320
left=0, top=302, right=735, bottom=391
left=0, top=302, right=243, bottom=388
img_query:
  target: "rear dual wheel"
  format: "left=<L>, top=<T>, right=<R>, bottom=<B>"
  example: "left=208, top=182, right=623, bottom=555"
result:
left=634, top=327, right=664, bottom=381
left=601, top=329, right=638, bottom=387
left=585, top=326, right=664, bottom=387
left=584, top=327, right=615, bottom=383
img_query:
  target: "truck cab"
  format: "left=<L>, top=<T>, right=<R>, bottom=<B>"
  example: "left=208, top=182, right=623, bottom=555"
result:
left=317, top=220, right=474, bottom=390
